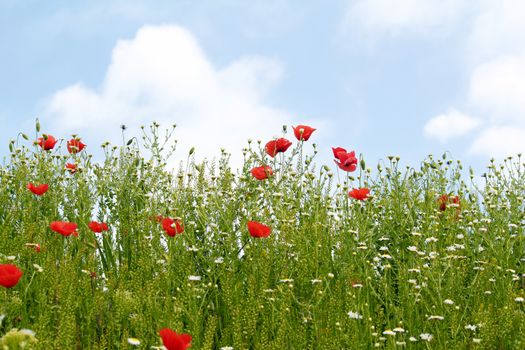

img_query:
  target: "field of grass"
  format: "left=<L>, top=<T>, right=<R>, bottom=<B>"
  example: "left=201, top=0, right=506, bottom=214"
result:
left=1, top=122, right=525, bottom=349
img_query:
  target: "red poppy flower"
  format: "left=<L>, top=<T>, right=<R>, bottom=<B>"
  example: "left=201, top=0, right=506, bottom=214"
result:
left=438, top=194, right=460, bottom=211
left=250, top=165, right=273, bottom=180
left=159, top=328, right=192, bottom=350
left=161, top=217, right=184, bottom=236
left=65, top=163, right=77, bottom=174
left=348, top=188, right=370, bottom=201
left=292, top=125, right=316, bottom=141
left=265, top=138, right=292, bottom=157
left=50, top=221, right=78, bottom=237
left=88, top=221, right=109, bottom=233
left=67, top=138, right=86, bottom=154
left=27, top=183, right=49, bottom=196
left=37, top=134, right=57, bottom=150
left=333, top=147, right=358, bottom=172
left=247, top=221, right=271, bottom=238
left=0, top=264, right=23, bottom=288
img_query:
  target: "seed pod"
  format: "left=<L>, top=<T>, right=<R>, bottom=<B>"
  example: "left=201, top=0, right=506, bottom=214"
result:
left=36, top=118, right=41, bottom=132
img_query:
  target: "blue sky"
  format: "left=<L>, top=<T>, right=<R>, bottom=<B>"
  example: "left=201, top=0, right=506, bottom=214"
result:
left=1, top=0, right=524, bottom=173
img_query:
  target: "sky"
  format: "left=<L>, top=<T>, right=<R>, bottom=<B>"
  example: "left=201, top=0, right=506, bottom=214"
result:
left=1, top=0, right=525, bottom=174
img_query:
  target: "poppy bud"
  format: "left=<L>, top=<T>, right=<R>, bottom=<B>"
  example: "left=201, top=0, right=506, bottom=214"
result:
left=36, top=118, right=40, bottom=132
left=360, top=159, right=366, bottom=171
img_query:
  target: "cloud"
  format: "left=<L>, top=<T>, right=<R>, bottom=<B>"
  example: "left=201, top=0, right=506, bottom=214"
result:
left=344, top=0, right=469, bottom=37
left=469, top=126, right=525, bottom=158
left=424, top=110, right=481, bottom=142
left=469, top=55, right=525, bottom=122
left=45, top=25, right=291, bottom=166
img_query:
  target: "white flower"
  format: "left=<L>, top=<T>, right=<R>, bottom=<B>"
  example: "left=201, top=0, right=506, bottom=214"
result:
left=407, top=246, right=418, bottom=252
left=393, top=327, right=405, bottom=333
left=347, top=311, right=363, bottom=320
left=214, top=257, right=224, bottom=264
left=19, top=329, right=36, bottom=337
left=428, top=315, right=444, bottom=321
left=473, top=338, right=481, bottom=344
left=220, top=347, right=234, bottom=350
left=33, top=264, right=44, bottom=273
left=409, top=336, right=418, bottom=342
left=327, top=273, right=335, bottom=279
left=7, top=255, right=16, bottom=261
left=425, top=237, right=438, bottom=243
left=420, top=333, right=433, bottom=341
left=515, top=297, right=524, bottom=303
left=383, top=330, right=395, bottom=336
left=188, top=275, right=201, bottom=281
left=465, top=324, right=477, bottom=331
left=444, top=299, right=454, bottom=305
left=279, top=279, right=294, bottom=283
left=311, top=279, right=322, bottom=284
left=127, top=338, right=141, bottom=346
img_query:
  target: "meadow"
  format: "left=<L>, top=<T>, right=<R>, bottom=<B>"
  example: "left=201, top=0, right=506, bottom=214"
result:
left=1, top=121, right=524, bottom=349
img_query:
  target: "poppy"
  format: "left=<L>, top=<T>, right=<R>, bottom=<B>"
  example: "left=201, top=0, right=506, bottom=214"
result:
left=50, top=221, right=78, bottom=237
left=292, top=125, right=316, bottom=141
left=161, top=217, right=184, bottom=236
left=65, top=163, right=77, bottom=174
left=265, top=138, right=292, bottom=157
left=333, top=147, right=358, bottom=172
left=159, top=328, right=192, bottom=350
left=88, top=221, right=109, bottom=233
left=0, top=264, right=23, bottom=288
left=27, top=183, right=48, bottom=196
left=250, top=165, right=273, bottom=180
left=247, top=221, right=271, bottom=238
left=438, top=194, right=460, bottom=211
left=37, top=134, right=57, bottom=150
left=348, top=188, right=370, bottom=201
left=67, top=138, right=86, bottom=154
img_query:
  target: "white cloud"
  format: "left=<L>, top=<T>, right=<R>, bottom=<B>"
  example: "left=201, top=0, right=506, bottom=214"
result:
left=424, top=110, right=481, bottom=142
left=344, top=0, right=469, bottom=37
left=469, top=126, right=525, bottom=158
left=467, top=0, right=525, bottom=62
left=45, top=25, right=292, bottom=166
left=469, top=55, right=525, bottom=122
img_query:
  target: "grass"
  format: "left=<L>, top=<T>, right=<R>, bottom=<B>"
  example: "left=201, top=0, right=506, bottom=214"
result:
left=1, top=122, right=525, bottom=349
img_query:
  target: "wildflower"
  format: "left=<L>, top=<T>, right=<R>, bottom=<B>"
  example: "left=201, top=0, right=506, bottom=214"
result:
left=347, top=311, right=363, bottom=320
left=444, top=299, right=454, bottom=305
left=465, top=324, right=477, bottom=331
left=188, top=275, right=201, bottom=281
left=438, top=194, right=460, bottom=211
left=247, top=221, right=271, bottom=238
left=27, top=183, right=49, bottom=196
left=292, top=125, right=316, bottom=141
left=88, top=221, right=109, bottom=233
left=50, top=221, right=78, bottom=237
left=428, top=315, right=444, bottom=321
left=250, top=165, right=273, bottom=180
left=0, top=264, right=23, bottom=288
left=515, top=297, right=524, bottom=303
left=161, top=217, right=184, bottom=236
left=37, top=134, right=57, bottom=150
left=332, top=147, right=358, bottom=172
left=25, top=243, right=41, bottom=253
left=348, top=188, right=370, bottom=200
left=33, top=264, right=43, bottom=273
left=214, top=257, right=224, bottom=264
left=65, top=163, right=77, bottom=174
left=420, top=333, right=433, bottom=341
left=473, top=338, right=481, bottom=344
left=67, top=138, right=86, bottom=153
left=311, top=279, right=322, bottom=284
left=393, top=327, right=405, bottom=333
left=127, top=338, right=141, bottom=346
left=159, top=328, right=192, bottom=350
left=383, top=330, right=395, bottom=336
left=265, top=138, right=292, bottom=157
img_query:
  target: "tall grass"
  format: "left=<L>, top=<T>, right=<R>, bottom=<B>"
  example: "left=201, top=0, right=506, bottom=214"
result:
left=1, top=122, right=525, bottom=349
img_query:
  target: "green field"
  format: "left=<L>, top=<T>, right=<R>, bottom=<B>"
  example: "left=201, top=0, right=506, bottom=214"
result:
left=1, top=122, right=525, bottom=349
